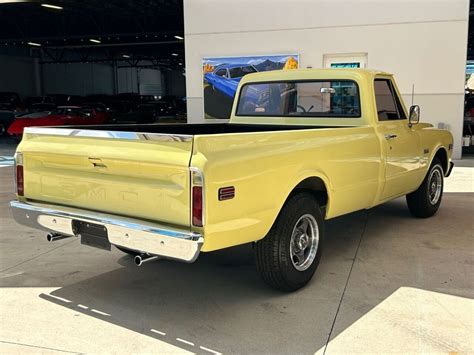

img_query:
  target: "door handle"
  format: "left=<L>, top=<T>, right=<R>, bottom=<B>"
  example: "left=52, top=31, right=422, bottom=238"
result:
left=385, top=133, right=398, bottom=140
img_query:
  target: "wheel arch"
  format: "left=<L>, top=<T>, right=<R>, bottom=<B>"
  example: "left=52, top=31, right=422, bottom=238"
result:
left=291, top=176, right=329, bottom=209
left=432, top=146, right=449, bottom=174
left=276, top=174, right=331, bottom=223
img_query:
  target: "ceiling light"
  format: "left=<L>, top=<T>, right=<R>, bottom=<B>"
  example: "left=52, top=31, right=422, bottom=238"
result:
left=27, top=42, right=42, bottom=47
left=89, top=39, right=101, bottom=43
left=174, top=35, right=184, bottom=40
left=122, top=54, right=130, bottom=58
left=171, top=53, right=179, bottom=56
left=41, top=4, right=63, bottom=10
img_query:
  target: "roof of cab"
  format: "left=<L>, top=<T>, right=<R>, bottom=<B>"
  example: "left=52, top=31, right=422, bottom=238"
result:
left=239, top=68, right=392, bottom=85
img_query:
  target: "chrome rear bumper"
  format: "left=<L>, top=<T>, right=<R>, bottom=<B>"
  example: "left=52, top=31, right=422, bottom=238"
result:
left=9, top=200, right=203, bottom=262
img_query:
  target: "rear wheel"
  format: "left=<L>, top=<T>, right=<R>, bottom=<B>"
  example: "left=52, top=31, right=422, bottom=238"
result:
left=255, top=193, right=324, bottom=292
left=406, top=157, right=444, bottom=218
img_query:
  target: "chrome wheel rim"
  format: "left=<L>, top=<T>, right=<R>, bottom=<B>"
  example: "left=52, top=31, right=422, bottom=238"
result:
left=428, top=167, right=442, bottom=205
left=289, top=214, right=319, bottom=271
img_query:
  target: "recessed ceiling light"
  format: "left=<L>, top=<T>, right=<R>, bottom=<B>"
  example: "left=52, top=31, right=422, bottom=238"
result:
left=171, top=53, right=179, bottom=56
left=174, top=35, right=184, bottom=40
left=89, top=39, right=101, bottom=43
left=28, top=42, right=42, bottom=47
left=178, top=63, right=183, bottom=66
left=41, top=4, right=63, bottom=10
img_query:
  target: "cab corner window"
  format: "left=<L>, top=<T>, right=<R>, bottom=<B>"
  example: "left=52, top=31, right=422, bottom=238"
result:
left=374, top=79, right=406, bottom=121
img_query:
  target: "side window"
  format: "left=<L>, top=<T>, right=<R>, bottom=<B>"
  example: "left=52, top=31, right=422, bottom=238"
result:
left=374, top=79, right=406, bottom=121
left=215, top=69, right=227, bottom=78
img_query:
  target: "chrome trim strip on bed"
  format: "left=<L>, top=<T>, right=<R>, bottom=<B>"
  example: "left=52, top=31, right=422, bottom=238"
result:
left=24, top=127, right=193, bottom=142
left=10, top=200, right=203, bottom=262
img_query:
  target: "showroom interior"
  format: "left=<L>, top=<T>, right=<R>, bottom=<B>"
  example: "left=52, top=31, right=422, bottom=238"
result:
left=0, top=0, right=472, bottom=354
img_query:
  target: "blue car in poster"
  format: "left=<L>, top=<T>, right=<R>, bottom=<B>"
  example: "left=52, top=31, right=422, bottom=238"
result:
left=204, top=64, right=258, bottom=98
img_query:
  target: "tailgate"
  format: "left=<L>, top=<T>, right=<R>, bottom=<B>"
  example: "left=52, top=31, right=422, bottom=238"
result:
left=18, top=128, right=193, bottom=227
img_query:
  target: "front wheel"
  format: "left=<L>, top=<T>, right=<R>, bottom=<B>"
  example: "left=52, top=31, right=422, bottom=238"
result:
left=406, top=157, right=444, bottom=218
left=255, top=193, right=324, bottom=292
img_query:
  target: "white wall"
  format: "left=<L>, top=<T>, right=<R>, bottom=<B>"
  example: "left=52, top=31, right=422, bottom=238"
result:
left=184, top=0, right=469, bottom=159
left=42, top=62, right=115, bottom=96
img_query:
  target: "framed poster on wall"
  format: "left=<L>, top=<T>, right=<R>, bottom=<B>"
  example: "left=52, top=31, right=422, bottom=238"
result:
left=203, top=54, right=299, bottom=119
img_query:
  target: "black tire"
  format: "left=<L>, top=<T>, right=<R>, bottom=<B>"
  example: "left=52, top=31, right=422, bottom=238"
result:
left=406, top=157, right=444, bottom=218
left=255, top=192, right=324, bottom=292
left=115, top=245, right=138, bottom=255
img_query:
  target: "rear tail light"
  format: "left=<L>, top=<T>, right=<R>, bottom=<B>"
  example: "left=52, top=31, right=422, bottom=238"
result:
left=192, top=186, right=203, bottom=227
left=190, top=168, right=204, bottom=227
left=14, top=152, right=24, bottom=196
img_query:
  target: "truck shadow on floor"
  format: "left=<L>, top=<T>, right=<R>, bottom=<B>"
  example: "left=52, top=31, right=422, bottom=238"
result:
left=33, top=194, right=474, bottom=354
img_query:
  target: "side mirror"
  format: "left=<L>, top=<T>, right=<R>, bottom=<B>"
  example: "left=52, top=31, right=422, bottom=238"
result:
left=409, top=105, right=420, bottom=126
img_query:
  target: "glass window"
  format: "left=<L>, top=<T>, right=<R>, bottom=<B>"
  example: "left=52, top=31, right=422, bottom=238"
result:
left=215, top=69, right=227, bottom=77
left=229, top=66, right=257, bottom=79
left=374, top=79, right=406, bottom=121
left=236, top=80, right=360, bottom=117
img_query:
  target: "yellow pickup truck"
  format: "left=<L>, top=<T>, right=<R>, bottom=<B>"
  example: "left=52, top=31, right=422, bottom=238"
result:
left=10, top=69, right=454, bottom=291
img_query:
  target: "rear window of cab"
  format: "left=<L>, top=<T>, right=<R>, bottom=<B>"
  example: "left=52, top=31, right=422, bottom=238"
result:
left=236, top=80, right=361, bottom=118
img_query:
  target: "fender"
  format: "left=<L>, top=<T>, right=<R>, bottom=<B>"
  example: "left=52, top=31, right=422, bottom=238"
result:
left=427, top=145, right=449, bottom=174
left=267, top=170, right=332, bottom=229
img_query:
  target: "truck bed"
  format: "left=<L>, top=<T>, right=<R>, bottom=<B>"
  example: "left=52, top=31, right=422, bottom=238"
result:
left=62, top=123, right=342, bottom=135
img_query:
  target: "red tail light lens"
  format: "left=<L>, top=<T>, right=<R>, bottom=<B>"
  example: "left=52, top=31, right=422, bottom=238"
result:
left=16, top=164, right=24, bottom=196
left=192, top=186, right=203, bottom=227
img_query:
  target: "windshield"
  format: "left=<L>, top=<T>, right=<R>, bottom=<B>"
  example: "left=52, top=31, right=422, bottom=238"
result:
left=236, top=80, right=360, bottom=118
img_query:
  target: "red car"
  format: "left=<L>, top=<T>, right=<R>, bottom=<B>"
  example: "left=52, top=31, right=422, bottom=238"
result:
left=8, top=106, right=109, bottom=136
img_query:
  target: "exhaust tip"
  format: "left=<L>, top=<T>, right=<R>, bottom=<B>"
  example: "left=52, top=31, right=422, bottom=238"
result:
left=46, top=233, right=73, bottom=242
left=134, top=255, right=143, bottom=266
left=134, top=254, right=159, bottom=266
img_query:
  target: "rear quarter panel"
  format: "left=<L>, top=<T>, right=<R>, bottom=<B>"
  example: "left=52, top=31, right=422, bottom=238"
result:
left=193, top=127, right=383, bottom=252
